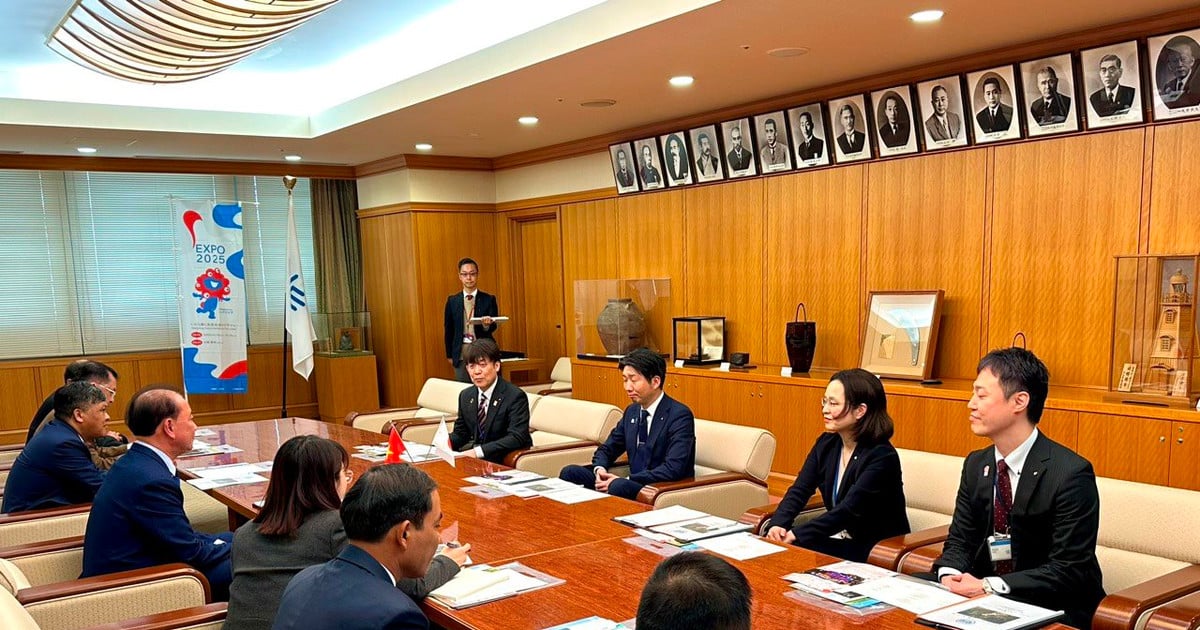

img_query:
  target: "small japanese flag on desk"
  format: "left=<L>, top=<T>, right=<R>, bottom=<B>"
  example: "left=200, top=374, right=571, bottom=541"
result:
left=433, top=417, right=455, bottom=467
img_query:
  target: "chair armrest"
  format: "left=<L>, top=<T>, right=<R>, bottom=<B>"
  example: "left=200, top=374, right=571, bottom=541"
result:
left=0, top=503, right=90, bottom=523
left=738, top=493, right=825, bottom=535
left=17, top=563, right=212, bottom=606
left=897, top=542, right=944, bottom=574
left=0, top=535, right=84, bottom=559
left=503, top=440, right=599, bottom=468
left=637, top=472, right=765, bottom=505
left=1093, top=564, right=1200, bottom=630
left=867, top=525, right=951, bottom=571
left=0, top=444, right=22, bottom=452
left=344, top=406, right=417, bottom=427
left=536, top=387, right=572, bottom=396
left=85, top=603, right=228, bottom=630
left=1144, top=588, right=1200, bottom=630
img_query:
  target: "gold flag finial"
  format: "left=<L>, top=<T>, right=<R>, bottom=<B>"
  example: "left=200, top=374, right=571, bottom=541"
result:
left=282, top=175, right=297, bottom=192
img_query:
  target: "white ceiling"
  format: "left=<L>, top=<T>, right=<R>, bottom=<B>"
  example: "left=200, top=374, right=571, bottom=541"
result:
left=0, top=0, right=1196, bottom=166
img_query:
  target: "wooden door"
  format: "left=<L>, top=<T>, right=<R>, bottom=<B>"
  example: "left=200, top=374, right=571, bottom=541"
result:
left=514, top=217, right=566, bottom=367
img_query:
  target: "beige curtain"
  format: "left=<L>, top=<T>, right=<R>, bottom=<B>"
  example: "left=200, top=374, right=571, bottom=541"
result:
left=310, top=179, right=363, bottom=314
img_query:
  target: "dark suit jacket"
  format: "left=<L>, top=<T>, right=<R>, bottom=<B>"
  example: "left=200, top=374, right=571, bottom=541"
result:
left=769, top=434, right=910, bottom=562
left=976, top=104, right=1014, bottom=133
left=836, top=131, right=865, bottom=154
left=640, top=165, right=662, bottom=187
left=933, top=432, right=1105, bottom=629
left=695, top=154, right=720, bottom=178
left=665, top=154, right=690, bottom=182
left=1030, top=93, right=1072, bottom=125
left=615, top=168, right=635, bottom=188
left=591, top=394, right=695, bottom=486
left=25, top=392, right=55, bottom=444
left=81, top=444, right=232, bottom=583
left=879, top=120, right=911, bottom=148
left=272, top=544, right=428, bottom=630
left=2, top=420, right=105, bottom=513
left=726, top=146, right=752, bottom=171
left=443, top=291, right=498, bottom=367
left=1161, top=64, right=1200, bottom=109
left=1089, top=85, right=1136, bottom=117
left=449, top=377, right=531, bottom=464
left=796, top=136, right=825, bottom=161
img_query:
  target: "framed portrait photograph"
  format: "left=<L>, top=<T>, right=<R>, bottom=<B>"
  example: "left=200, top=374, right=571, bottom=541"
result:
left=828, top=94, right=873, bottom=164
left=688, top=124, right=725, bottom=183
left=720, top=117, right=757, bottom=178
left=753, top=111, right=794, bottom=173
left=966, top=65, right=1023, bottom=143
left=1080, top=41, right=1144, bottom=128
left=1149, top=29, right=1200, bottom=121
left=659, top=131, right=693, bottom=187
left=870, top=85, right=919, bottom=157
left=859, top=290, right=945, bottom=381
left=916, top=76, right=969, bottom=150
left=786, top=103, right=831, bottom=168
left=631, top=137, right=665, bottom=191
left=608, top=142, right=640, bottom=194
left=1020, top=54, right=1080, bottom=136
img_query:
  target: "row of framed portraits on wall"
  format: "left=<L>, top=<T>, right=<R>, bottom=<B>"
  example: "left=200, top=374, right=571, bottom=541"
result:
left=610, top=27, right=1200, bottom=194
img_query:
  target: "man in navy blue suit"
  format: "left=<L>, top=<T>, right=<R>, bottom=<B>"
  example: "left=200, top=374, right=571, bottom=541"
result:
left=449, top=339, right=531, bottom=464
left=3, top=382, right=110, bottom=512
left=273, top=464, right=441, bottom=630
left=444, top=257, right=499, bottom=383
left=81, top=386, right=234, bottom=600
left=559, top=348, right=696, bottom=500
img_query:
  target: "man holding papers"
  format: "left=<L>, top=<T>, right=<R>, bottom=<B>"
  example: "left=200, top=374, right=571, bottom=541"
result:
left=449, top=339, right=532, bottom=464
left=559, top=349, right=695, bottom=500
left=932, top=348, right=1104, bottom=629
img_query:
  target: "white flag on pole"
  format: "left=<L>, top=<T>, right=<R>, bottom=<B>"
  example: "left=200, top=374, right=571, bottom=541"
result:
left=285, top=185, right=316, bottom=379
left=432, top=416, right=456, bottom=467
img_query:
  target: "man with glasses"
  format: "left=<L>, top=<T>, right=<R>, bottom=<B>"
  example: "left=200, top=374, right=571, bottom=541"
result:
left=448, top=339, right=531, bottom=464
left=443, top=258, right=499, bottom=383
left=26, top=359, right=128, bottom=468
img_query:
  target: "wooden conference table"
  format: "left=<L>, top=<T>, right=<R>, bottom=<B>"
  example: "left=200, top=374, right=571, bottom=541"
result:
left=176, top=418, right=944, bottom=629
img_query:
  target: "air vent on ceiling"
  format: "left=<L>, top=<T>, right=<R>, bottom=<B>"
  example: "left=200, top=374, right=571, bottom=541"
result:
left=580, top=99, right=617, bottom=108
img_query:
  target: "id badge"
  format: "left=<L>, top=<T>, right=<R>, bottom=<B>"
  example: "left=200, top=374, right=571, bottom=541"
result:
left=462, top=335, right=474, bottom=344
left=987, top=534, right=1012, bottom=562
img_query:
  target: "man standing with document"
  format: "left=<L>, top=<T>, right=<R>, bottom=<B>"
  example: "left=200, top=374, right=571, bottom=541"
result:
left=444, top=257, right=499, bottom=383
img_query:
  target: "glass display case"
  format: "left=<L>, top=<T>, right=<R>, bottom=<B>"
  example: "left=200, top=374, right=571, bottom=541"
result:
left=1106, top=254, right=1198, bottom=408
left=574, top=279, right=671, bottom=360
left=313, top=311, right=373, bottom=356
left=673, top=317, right=726, bottom=365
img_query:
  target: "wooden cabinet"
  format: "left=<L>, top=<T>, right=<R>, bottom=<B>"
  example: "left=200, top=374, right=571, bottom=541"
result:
left=571, top=362, right=626, bottom=408
left=1169, top=422, right=1200, bottom=490
left=1076, top=412, right=1170, bottom=486
left=314, top=353, right=380, bottom=424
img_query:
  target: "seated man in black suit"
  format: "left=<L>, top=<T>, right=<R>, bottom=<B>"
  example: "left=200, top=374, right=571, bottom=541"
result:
left=1089, top=54, right=1136, bottom=117
left=976, top=77, right=1014, bottom=133
left=559, top=348, right=695, bottom=500
left=933, top=348, right=1104, bottom=629
left=636, top=553, right=751, bottom=630
left=273, top=464, right=441, bottom=630
left=3, top=382, right=110, bottom=512
left=26, top=360, right=128, bottom=469
left=448, top=339, right=531, bottom=465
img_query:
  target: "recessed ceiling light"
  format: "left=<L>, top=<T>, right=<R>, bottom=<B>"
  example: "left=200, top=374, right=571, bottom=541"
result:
left=414, top=143, right=433, bottom=151
left=767, top=47, right=810, bottom=58
left=283, top=154, right=302, bottom=162
left=669, top=75, right=694, bottom=87
left=76, top=146, right=97, bottom=154
left=518, top=116, right=539, bottom=125
left=910, top=9, right=944, bottom=23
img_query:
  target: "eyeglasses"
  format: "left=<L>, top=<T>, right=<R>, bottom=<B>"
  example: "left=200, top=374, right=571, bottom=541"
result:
left=459, top=271, right=478, bottom=277
left=96, top=383, right=117, bottom=399
left=820, top=398, right=844, bottom=408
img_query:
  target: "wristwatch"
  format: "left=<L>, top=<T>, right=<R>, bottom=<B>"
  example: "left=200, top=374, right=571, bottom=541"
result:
left=980, top=579, right=995, bottom=595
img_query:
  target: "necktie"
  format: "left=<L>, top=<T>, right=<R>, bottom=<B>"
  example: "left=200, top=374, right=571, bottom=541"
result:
left=476, top=394, right=488, bottom=440
left=465, top=294, right=473, bottom=302
left=993, top=459, right=1014, bottom=574
left=1110, top=91, right=1117, bottom=104
left=631, top=409, right=650, bottom=473
left=891, top=124, right=898, bottom=136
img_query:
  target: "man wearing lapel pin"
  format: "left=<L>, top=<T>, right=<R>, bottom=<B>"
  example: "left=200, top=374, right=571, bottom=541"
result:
left=444, top=258, right=498, bottom=383
left=558, top=348, right=696, bottom=500
left=448, top=339, right=531, bottom=465
left=932, top=348, right=1104, bottom=629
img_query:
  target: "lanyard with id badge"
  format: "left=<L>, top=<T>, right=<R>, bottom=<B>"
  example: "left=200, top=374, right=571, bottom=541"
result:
left=988, top=461, right=1014, bottom=566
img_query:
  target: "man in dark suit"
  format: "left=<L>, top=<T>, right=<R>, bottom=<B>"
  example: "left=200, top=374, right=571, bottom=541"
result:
left=976, top=77, right=1014, bottom=133
left=448, top=339, right=531, bottom=464
left=878, top=94, right=911, bottom=148
left=443, top=257, right=498, bottom=383
left=933, top=348, right=1104, bottom=629
left=25, top=360, right=128, bottom=470
left=794, top=112, right=825, bottom=161
left=694, top=133, right=721, bottom=179
left=1161, top=40, right=1200, bottom=109
left=614, top=149, right=636, bottom=188
left=637, top=554, right=751, bottom=630
left=273, top=464, right=440, bottom=630
left=81, top=386, right=234, bottom=600
left=759, top=118, right=789, bottom=170
left=835, top=104, right=865, bottom=155
left=1089, top=55, right=1136, bottom=117
left=1030, top=66, right=1072, bottom=125
left=664, top=134, right=690, bottom=183
left=559, top=348, right=695, bottom=500
left=726, top=125, right=753, bottom=172
left=639, top=144, right=662, bottom=188
left=3, top=382, right=109, bottom=513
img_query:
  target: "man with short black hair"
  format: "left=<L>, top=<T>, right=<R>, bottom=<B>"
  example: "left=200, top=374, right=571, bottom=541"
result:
left=559, top=348, right=695, bottom=499
left=272, top=464, right=441, bottom=630
left=448, top=339, right=531, bottom=464
left=26, top=360, right=119, bottom=441
left=443, top=257, right=498, bottom=383
left=976, top=77, right=1014, bottom=133
left=636, top=553, right=751, bottom=630
left=1089, top=54, right=1136, bottom=117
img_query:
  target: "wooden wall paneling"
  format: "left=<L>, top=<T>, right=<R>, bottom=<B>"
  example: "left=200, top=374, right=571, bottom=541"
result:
left=360, top=212, right=423, bottom=406
left=616, top=191, right=685, bottom=355
left=1148, top=122, right=1200, bottom=254
left=764, top=382, right=823, bottom=475
left=865, top=151, right=988, bottom=381
left=678, top=376, right=764, bottom=427
left=1076, top=411, right=1170, bottom=485
left=682, top=180, right=766, bottom=361
left=516, top=216, right=567, bottom=366
left=492, top=213, right=522, bottom=353
left=764, top=167, right=864, bottom=370
left=1037, top=409, right=1079, bottom=452
left=1169, top=422, right=1200, bottom=491
left=234, top=347, right=317, bottom=412
left=560, top=200, right=621, bottom=357
left=0, top=367, right=41, bottom=441
left=989, top=130, right=1145, bottom=388
left=888, top=393, right=989, bottom=457
left=571, top=362, right=627, bottom=408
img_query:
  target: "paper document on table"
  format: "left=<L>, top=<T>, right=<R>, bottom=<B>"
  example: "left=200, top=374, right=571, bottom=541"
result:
left=194, top=428, right=218, bottom=437
left=648, top=515, right=752, bottom=542
left=615, top=504, right=708, bottom=528
left=401, top=442, right=441, bottom=462
left=542, top=617, right=630, bottom=630
left=850, top=575, right=967, bottom=614
left=916, top=594, right=1063, bottom=630
left=469, top=316, right=509, bottom=325
left=186, top=473, right=267, bottom=490
left=783, top=561, right=896, bottom=608
left=693, top=532, right=785, bottom=560
left=482, top=470, right=546, bottom=484
left=540, top=485, right=610, bottom=504
left=430, top=563, right=560, bottom=609
left=178, top=442, right=243, bottom=458
left=187, top=462, right=271, bottom=479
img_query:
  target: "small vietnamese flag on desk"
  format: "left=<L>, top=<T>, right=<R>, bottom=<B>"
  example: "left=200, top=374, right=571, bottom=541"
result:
left=385, top=426, right=406, bottom=464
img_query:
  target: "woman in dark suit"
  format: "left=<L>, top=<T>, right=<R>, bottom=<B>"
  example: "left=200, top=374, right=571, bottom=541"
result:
left=765, top=369, right=909, bottom=562
left=225, top=435, right=470, bottom=630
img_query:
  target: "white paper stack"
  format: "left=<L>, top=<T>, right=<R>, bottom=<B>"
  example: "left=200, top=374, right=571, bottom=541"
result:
left=784, top=560, right=896, bottom=609
left=614, top=504, right=707, bottom=528
left=693, top=532, right=785, bottom=560
left=916, top=594, right=1063, bottom=630
left=429, top=565, right=551, bottom=608
left=648, top=515, right=752, bottom=542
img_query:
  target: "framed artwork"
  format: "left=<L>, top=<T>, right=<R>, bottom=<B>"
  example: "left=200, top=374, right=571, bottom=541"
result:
left=608, top=142, right=640, bottom=194
left=1148, top=28, right=1200, bottom=121
left=1080, top=40, right=1144, bottom=129
left=720, top=117, right=757, bottom=178
left=828, top=94, right=873, bottom=163
left=753, top=111, right=794, bottom=173
left=859, top=290, right=945, bottom=381
left=966, top=65, right=1023, bottom=143
left=786, top=103, right=831, bottom=168
left=688, top=124, right=726, bottom=183
left=659, top=131, right=693, bottom=187
left=1020, top=54, right=1080, bottom=136
left=870, top=85, right=919, bottom=157
left=917, top=76, right=969, bottom=150
left=632, top=137, right=665, bottom=191
left=335, top=326, right=363, bottom=352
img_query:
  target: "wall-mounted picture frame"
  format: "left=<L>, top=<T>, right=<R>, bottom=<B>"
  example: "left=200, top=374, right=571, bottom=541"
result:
left=608, top=142, right=640, bottom=194
left=1080, top=40, right=1144, bottom=129
left=1148, top=28, right=1200, bottom=121
left=859, top=290, right=945, bottom=381
left=917, top=76, right=969, bottom=150
left=659, top=131, right=693, bottom=187
left=786, top=103, right=830, bottom=168
left=1021, top=54, right=1080, bottom=136
left=335, top=326, right=364, bottom=353
left=753, top=111, right=794, bottom=173
left=688, top=124, right=726, bottom=183
left=870, top=85, right=919, bottom=157
left=828, top=94, right=873, bottom=164
left=632, top=137, right=665, bottom=191
left=720, top=117, right=757, bottom=178
left=967, top=65, right=1023, bottom=143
